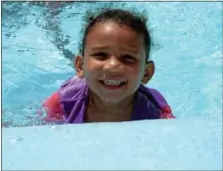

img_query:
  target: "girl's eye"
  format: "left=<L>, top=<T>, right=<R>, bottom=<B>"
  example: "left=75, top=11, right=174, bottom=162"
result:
left=122, top=55, right=136, bottom=63
left=92, top=52, right=108, bottom=60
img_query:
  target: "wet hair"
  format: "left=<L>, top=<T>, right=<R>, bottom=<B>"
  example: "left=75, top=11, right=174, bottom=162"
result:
left=79, top=8, right=151, bottom=62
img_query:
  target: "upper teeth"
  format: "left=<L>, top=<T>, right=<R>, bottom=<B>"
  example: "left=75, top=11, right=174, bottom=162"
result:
left=104, top=80, right=122, bottom=86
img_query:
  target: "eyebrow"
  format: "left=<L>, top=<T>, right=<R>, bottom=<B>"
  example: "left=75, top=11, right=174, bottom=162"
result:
left=91, top=45, right=140, bottom=53
left=91, top=45, right=110, bottom=50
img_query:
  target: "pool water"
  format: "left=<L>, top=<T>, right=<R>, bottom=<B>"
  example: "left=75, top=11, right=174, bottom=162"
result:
left=2, top=2, right=222, bottom=127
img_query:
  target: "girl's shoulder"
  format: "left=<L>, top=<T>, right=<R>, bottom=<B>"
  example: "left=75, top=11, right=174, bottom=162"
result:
left=42, top=76, right=88, bottom=122
left=138, top=84, right=175, bottom=119
left=57, top=76, right=88, bottom=101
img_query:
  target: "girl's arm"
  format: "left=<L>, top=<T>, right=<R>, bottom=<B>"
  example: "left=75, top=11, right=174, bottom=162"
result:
left=160, top=105, right=176, bottom=119
left=42, top=92, right=64, bottom=122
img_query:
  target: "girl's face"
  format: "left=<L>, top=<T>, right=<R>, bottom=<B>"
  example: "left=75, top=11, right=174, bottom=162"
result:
left=76, top=22, right=153, bottom=104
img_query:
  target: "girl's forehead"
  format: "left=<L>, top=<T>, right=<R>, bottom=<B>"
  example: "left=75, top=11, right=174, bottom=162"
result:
left=85, top=22, right=144, bottom=48
left=88, top=21, right=138, bottom=35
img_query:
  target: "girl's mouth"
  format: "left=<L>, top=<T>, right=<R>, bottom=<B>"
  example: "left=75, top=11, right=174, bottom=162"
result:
left=99, top=80, right=127, bottom=89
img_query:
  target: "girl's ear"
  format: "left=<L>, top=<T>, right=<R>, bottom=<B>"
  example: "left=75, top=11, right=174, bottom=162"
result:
left=74, top=55, right=84, bottom=78
left=141, top=60, right=155, bottom=84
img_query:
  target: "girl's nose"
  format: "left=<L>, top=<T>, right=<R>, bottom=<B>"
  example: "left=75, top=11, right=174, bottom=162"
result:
left=104, top=56, right=124, bottom=72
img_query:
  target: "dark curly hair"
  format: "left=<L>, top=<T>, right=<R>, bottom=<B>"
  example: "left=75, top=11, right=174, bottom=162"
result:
left=79, top=8, right=151, bottom=62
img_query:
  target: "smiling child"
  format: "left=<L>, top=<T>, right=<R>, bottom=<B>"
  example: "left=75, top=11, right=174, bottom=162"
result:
left=43, top=8, right=175, bottom=123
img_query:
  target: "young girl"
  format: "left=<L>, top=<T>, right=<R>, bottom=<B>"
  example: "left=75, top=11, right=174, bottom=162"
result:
left=43, top=8, right=175, bottom=123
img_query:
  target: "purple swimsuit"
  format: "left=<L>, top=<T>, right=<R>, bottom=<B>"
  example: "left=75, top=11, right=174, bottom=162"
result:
left=43, top=76, right=175, bottom=123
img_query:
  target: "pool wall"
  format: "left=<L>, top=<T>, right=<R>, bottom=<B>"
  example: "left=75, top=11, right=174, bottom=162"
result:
left=2, top=115, right=222, bottom=170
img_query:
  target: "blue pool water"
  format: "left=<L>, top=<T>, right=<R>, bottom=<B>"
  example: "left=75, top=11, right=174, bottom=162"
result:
left=2, top=2, right=222, bottom=127
left=2, top=2, right=222, bottom=170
